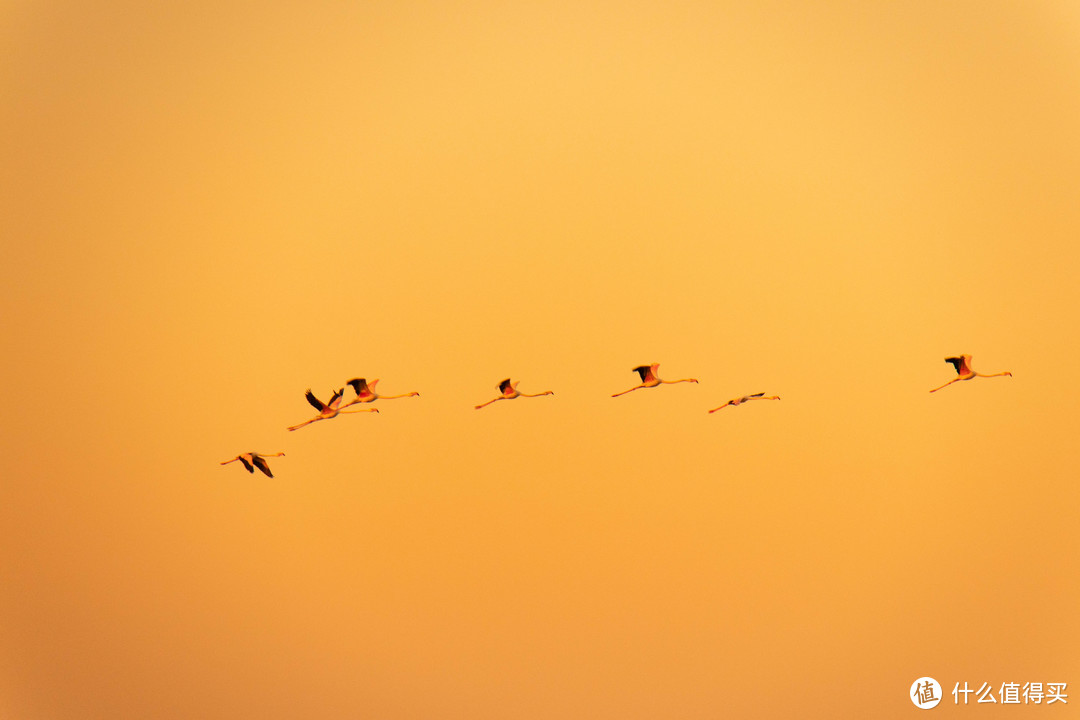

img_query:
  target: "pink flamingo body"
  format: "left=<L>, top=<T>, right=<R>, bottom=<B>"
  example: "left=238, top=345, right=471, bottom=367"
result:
left=344, top=378, right=420, bottom=406
left=930, top=355, right=1012, bottom=393
left=612, top=363, right=698, bottom=397
left=475, top=378, right=554, bottom=409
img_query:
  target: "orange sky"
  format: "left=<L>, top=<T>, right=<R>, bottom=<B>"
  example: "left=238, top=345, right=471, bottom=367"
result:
left=2, top=1, right=1079, bottom=717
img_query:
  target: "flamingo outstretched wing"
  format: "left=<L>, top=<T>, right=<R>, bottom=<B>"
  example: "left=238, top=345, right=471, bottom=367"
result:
left=305, top=390, right=326, bottom=412
left=251, top=456, right=274, bottom=478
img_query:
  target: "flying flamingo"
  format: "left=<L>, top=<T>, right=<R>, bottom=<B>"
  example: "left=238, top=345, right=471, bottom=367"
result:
left=708, top=393, right=780, bottom=413
left=287, top=388, right=378, bottom=431
left=612, top=363, right=699, bottom=397
left=475, top=379, right=554, bottom=409
left=930, top=355, right=1013, bottom=393
left=221, top=452, right=285, bottom=478
left=344, top=378, right=420, bottom=406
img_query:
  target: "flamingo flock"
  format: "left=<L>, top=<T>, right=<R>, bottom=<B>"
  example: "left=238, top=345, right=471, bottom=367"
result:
left=221, top=356, right=1013, bottom=477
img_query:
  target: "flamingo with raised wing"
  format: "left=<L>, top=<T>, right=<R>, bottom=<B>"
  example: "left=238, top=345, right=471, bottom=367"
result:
left=288, top=388, right=378, bottom=431
left=930, top=355, right=1013, bottom=393
left=344, top=378, right=420, bottom=406
left=612, top=363, right=698, bottom=397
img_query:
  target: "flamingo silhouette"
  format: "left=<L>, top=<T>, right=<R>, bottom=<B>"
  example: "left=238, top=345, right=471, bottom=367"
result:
left=288, top=388, right=378, bottom=431
left=930, top=355, right=1013, bottom=393
left=344, top=378, right=420, bottom=406
left=221, top=452, right=285, bottom=478
left=475, top=379, right=554, bottom=409
left=612, top=363, right=698, bottom=397
left=708, top=393, right=780, bottom=413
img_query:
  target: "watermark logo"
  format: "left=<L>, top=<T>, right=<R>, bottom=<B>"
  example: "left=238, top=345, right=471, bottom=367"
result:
left=909, top=678, right=1068, bottom=707
left=953, top=681, right=1067, bottom=705
left=911, top=677, right=943, bottom=709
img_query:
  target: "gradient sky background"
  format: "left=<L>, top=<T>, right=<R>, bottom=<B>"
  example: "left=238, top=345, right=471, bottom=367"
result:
left=2, top=1, right=1079, bottom=717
